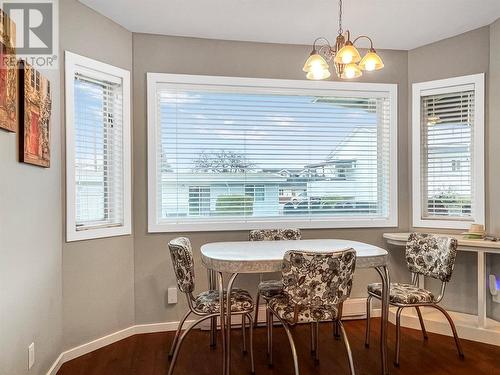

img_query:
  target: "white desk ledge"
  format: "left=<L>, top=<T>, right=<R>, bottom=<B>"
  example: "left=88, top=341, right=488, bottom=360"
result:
left=383, top=232, right=500, bottom=253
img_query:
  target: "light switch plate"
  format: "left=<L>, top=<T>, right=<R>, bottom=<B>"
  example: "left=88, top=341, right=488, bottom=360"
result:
left=168, top=287, right=178, bottom=304
left=28, top=342, right=35, bottom=369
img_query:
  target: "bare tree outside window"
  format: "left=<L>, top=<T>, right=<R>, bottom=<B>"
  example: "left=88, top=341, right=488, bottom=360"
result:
left=193, top=150, right=255, bottom=173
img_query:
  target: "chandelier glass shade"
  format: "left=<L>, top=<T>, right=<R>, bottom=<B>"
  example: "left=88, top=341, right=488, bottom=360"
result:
left=303, top=0, right=384, bottom=80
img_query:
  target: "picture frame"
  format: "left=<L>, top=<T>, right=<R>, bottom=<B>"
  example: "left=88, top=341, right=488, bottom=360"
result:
left=19, top=61, right=52, bottom=167
left=0, top=9, right=17, bottom=132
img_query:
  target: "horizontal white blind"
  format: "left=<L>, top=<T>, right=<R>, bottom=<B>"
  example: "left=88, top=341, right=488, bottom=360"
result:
left=154, top=84, right=393, bottom=225
left=420, top=88, right=474, bottom=220
left=74, top=72, right=124, bottom=230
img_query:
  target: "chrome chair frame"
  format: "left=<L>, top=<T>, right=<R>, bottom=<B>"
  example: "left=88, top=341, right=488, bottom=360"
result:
left=266, top=249, right=357, bottom=375
left=167, top=239, right=255, bottom=375
left=365, top=272, right=464, bottom=367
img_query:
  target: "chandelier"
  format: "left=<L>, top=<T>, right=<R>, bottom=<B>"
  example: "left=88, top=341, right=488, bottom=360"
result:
left=303, top=0, right=384, bottom=80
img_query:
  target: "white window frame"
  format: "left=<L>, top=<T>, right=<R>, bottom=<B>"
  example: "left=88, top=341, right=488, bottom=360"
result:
left=65, top=51, right=132, bottom=241
left=147, top=73, right=398, bottom=232
left=412, top=74, right=485, bottom=229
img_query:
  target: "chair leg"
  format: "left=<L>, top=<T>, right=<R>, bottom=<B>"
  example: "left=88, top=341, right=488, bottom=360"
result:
left=168, top=310, right=191, bottom=359
left=267, top=308, right=273, bottom=367
left=310, top=322, right=316, bottom=354
left=254, top=292, right=260, bottom=328
left=314, top=321, right=320, bottom=363
left=281, top=318, right=300, bottom=375
left=394, top=307, right=403, bottom=367
left=365, top=295, right=372, bottom=348
left=415, top=306, right=428, bottom=340
left=168, top=314, right=216, bottom=375
left=246, top=314, right=255, bottom=374
left=242, top=313, right=247, bottom=354
left=432, top=304, right=464, bottom=358
left=339, top=321, right=355, bottom=375
left=334, top=302, right=343, bottom=340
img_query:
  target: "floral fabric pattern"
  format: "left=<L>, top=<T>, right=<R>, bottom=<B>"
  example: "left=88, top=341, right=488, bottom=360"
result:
left=368, top=282, right=435, bottom=304
left=193, top=289, right=254, bottom=314
left=405, top=233, right=458, bottom=282
left=258, top=280, right=284, bottom=299
left=249, top=228, right=302, bottom=241
left=268, top=293, right=338, bottom=323
left=268, top=248, right=356, bottom=324
left=168, top=237, right=195, bottom=293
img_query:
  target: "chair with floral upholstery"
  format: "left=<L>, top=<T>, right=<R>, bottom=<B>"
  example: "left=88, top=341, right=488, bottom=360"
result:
left=249, top=228, right=302, bottom=328
left=167, top=237, right=255, bottom=375
left=266, top=248, right=357, bottom=375
left=365, top=232, right=464, bottom=367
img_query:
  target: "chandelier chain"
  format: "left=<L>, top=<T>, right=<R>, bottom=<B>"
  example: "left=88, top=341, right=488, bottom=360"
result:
left=338, top=0, right=343, bottom=34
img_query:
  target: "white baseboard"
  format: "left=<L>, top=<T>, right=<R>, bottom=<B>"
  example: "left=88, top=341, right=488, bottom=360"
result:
left=46, top=320, right=195, bottom=375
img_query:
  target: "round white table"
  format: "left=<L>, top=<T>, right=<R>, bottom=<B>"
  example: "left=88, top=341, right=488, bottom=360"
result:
left=201, top=239, right=391, bottom=375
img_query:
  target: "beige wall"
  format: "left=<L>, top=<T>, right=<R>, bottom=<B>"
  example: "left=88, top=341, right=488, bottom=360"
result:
left=0, top=45, right=62, bottom=375
left=59, top=0, right=135, bottom=350
left=132, top=33, right=410, bottom=323
left=487, top=19, right=500, bottom=320
left=408, top=26, right=491, bottom=314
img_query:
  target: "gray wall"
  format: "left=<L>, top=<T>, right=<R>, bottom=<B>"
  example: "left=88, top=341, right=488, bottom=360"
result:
left=408, top=27, right=491, bottom=315
left=0, top=49, right=62, bottom=375
left=487, top=19, right=500, bottom=320
left=59, top=0, right=135, bottom=350
left=132, top=33, right=410, bottom=323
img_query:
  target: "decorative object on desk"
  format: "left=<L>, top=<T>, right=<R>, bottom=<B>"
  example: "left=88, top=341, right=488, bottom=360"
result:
left=483, top=234, right=499, bottom=242
left=303, top=0, right=384, bottom=80
left=0, top=9, right=17, bottom=132
left=461, top=223, right=486, bottom=239
left=19, top=61, right=52, bottom=167
left=489, top=274, right=500, bottom=303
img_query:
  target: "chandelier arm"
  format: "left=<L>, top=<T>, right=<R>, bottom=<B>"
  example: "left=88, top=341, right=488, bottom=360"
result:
left=318, top=44, right=335, bottom=61
left=352, top=35, right=375, bottom=49
left=312, top=37, right=332, bottom=51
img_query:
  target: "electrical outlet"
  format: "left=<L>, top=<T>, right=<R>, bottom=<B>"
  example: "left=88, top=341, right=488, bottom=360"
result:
left=28, top=342, right=35, bottom=369
left=167, top=287, right=178, bottom=304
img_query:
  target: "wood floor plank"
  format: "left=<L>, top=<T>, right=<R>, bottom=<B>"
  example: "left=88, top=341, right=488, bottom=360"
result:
left=58, top=319, right=500, bottom=375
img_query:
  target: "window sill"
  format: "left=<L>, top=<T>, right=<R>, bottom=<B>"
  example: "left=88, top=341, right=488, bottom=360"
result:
left=148, top=217, right=398, bottom=233
left=412, top=218, right=478, bottom=230
left=67, top=225, right=132, bottom=242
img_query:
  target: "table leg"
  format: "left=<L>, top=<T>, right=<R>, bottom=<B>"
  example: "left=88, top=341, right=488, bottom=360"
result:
left=375, top=265, right=390, bottom=375
left=217, top=272, right=226, bottom=375
left=208, top=269, right=217, bottom=347
left=226, top=273, right=238, bottom=375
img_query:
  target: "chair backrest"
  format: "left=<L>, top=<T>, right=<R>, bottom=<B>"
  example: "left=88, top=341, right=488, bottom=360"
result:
left=249, top=228, right=302, bottom=241
left=168, top=237, right=195, bottom=294
left=405, top=233, right=458, bottom=282
left=281, top=248, right=356, bottom=307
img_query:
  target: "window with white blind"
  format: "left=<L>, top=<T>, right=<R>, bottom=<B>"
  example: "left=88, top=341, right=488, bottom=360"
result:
left=412, top=74, right=485, bottom=229
left=65, top=51, right=131, bottom=241
left=147, top=74, right=398, bottom=232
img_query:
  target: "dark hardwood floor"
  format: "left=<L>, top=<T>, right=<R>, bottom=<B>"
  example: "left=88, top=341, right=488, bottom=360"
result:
left=58, top=318, right=500, bottom=375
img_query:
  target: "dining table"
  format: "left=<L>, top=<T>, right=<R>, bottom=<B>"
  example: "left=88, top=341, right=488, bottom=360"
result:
left=200, top=239, right=391, bottom=375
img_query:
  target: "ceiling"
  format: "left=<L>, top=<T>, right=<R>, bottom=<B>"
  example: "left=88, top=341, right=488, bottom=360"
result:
left=79, top=0, right=500, bottom=50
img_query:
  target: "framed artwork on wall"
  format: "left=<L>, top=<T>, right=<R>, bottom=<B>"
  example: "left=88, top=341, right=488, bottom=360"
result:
left=19, top=61, right=52, bottom=167
left=0, top=9, right=17, bottom=132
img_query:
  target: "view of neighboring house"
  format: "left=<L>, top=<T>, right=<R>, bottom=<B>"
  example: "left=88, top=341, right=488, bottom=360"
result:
left=161, top=127, right=382, bottom=218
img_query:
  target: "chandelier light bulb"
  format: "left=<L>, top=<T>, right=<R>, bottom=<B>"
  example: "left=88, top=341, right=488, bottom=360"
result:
left=343, top=63, right=362, bottom=79
left=359, top=49, right=385, bottom=71
left=303, top=53, right=331, bottom=80
left=334, top=43, right=361, bottom=65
